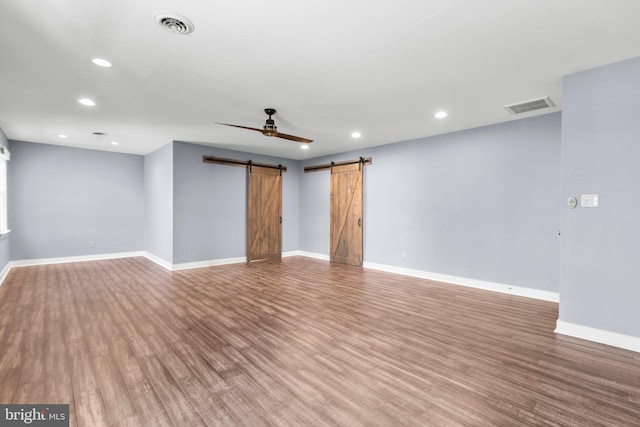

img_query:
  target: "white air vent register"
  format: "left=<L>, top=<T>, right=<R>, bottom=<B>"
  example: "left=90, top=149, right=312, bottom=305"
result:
left=505, top=96, right=555, bottom=115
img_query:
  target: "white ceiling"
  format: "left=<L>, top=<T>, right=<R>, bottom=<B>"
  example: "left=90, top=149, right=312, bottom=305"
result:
left=1, top=1, right=640, bottom=160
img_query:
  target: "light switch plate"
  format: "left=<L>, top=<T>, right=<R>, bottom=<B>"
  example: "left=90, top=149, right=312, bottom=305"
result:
left=581, top=194, right=599, bottom=208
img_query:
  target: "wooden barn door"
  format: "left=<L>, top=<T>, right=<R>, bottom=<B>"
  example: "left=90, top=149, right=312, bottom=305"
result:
left=330, top=163, right=363, bottom=266
left=247, top=165, right=282, bottom=261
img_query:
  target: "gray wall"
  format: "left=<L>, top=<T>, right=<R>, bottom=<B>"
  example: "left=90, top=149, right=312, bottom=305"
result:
left=144, top=142, right=174, bottom=263
left=9, top=140, right=144, bottom=260
left=301, top=113, right=561, bottom=292
left=560, top=57, right=640, bottom=336
left=172, top=141, right=300, bottom=264
left=0, top=129, right=9, bottom=271
left=300, top=164, right=329, bottom=255
left=5, top=137, right=300, bottom=266
left=3, top=115, right=560, bottom=296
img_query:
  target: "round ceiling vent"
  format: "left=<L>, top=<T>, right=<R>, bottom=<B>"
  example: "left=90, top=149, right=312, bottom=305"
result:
left=154, top=12, right=195, bottom=35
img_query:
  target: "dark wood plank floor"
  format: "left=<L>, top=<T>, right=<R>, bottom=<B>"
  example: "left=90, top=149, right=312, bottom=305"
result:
left=0, top=256, right=639, bottom=426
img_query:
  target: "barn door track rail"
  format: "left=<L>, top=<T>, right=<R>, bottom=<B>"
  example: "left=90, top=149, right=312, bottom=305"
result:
left=304, top=157, right=372, bottom=173
left=203, top=155, right=287, bottom=173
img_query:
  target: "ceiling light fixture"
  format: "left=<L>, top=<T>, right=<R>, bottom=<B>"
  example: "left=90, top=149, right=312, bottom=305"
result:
left=111, top=141, right=119, bottom=146
left=58, top=134, right=67, bottom=138
left=435, top=111, right=448, bottom=119
left=92, top=58, right=112, bottom=68
left=78, top=98, right=96, bottom=106
left=351, top=131, right=362, bottom=139
left=301, top=145, right=309, bottom=150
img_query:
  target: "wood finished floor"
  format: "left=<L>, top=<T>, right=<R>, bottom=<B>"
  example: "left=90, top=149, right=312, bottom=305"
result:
left=0, top=257, right=639, bottom=426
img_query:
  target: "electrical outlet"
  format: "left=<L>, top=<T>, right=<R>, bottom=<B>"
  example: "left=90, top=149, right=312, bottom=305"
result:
left=401, top=251, right=407, bottom=260
left=89, top=240, right=95, bottom=248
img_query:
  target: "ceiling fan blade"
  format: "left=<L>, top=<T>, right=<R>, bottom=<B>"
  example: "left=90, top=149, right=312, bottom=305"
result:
left=215, top=123, right=264, bottom=133
left=216, top=117, right=313, bottom=143
left=274, top=132, right=313, bottom=143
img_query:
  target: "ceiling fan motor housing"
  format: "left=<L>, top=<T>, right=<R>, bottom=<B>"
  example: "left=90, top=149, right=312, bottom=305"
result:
left=263, top=108, right=277, bottom=136
left=263, top=123, right=277, bottom=136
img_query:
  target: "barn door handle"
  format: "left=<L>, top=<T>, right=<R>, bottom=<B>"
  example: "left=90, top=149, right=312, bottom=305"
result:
left=280, top=216, right=282, bottom=224
left=358, top=218, right=361, bottom=227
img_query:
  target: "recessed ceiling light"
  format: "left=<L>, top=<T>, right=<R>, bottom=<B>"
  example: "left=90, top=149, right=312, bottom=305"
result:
left=351, top=131, right=361, bottom=139
left=435, top=111, right=448, bottom=119
left=58, top=134, right=67, bottom=138
left=111, top=141, right=119, bottom=146
left=78, top=98, right=96, bottom=106
left=300, top=145, right=309, bottom=150
left=92, top=58, right=112, bottom=68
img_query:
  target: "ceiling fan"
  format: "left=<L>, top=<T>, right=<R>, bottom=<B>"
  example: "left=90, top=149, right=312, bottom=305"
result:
left=216, top=108, right=313, bottom=143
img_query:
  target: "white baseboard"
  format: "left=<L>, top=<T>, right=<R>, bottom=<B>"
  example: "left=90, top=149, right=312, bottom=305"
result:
left=0, top=262, right=11, bottom=287
left=142, top=252, right=248, bottom=271
left=555, top=320, right=640, bottom=353
left=1, top=250, right=559, bottom=305
left=288, top=251, right=560, bottom=302
left=282, top=250, right=303, bottom=258
left=290, top=252, right=558, bottom=303
left=170, top=251, right=310, bottom=270
left=363, top=260, right=559, bottom=302
left=142, top=252, right=173, bottom=270
left=0, top=251, right=145, bottom=287
left=1, top=250, right=320, bottom=278
left=171, top=251, right=311, bottom=270
left=10, top=251, right=145, bottom=268
left=172, top=256, right=247, bottom=271
left=172, top=251, right=310, bottom=270
left=0, top=250, right=247, bottom=278
left=296, top=251, right=330, bottom=261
